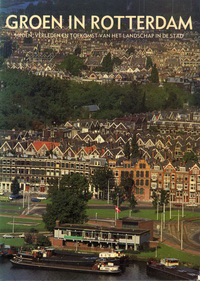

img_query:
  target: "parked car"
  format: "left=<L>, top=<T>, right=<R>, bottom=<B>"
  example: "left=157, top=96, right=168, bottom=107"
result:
left=18, top=233, right=25, bottom=238
left=3, top=234, right=14, bottom=239
left=8, top=194, right=23, bottom=200
left=36, top=196, right=47, bottom=200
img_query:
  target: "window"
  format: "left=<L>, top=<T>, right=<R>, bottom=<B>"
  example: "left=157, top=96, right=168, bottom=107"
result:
left=136, top=179, right=139, bottom=185
left=145, top=180, right=149, bottom=186
left=125, top=171, right=129, bottom=177
left=136, top=171, right=139, bottom=177
left=146, top=171, right=149, bottom=178
left=140, top=179, right=144, bottom=186
left=140, top=188, right=144, bottom=194
left=140, top=171, right=144, bottom=177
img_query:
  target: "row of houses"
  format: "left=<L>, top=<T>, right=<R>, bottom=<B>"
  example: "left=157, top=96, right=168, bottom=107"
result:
left=1, top=128, right=200, bottom=163
left=1, top=148, right=200, bottom=204
left=2, top=26, right=200, bottom=84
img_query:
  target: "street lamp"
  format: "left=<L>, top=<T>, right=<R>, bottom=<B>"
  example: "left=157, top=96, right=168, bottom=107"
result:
left=107, top=179, right=110, bottom=204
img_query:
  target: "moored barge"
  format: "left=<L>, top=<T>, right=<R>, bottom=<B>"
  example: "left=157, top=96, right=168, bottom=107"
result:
left=147, top=258, right=199, bottom=280
left=10, top=248, right=123, bottom=274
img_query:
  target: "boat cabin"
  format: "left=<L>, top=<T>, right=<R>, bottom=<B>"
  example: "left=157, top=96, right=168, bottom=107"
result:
left=160, top=258, right=179, bottom=267
left=99, top=250, right=124, bottom=259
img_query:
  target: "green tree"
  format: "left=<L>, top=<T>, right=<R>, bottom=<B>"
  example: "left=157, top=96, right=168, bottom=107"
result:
left=126, top=47, right=135, bottom=55
left=150, top=64, right=159, bottom=83
left=121, top=176, right=134, bottom=198
left=37, top=235, right=51, bottom=247
left=124, top=142, right=131, bottom=159
left=11, top=177, right=20, bottom=195
left=43, top=174, right=92, bottom=232
left=92, top=167, right=113, bottom=199
left=101, top=53, right=113, bottom=72
left=0, top=56, right=4, bottom=68
left=165, top=91, right=181, bottom=109
left=59, top=54, right=85, bottom=76
left=183, top=151, right=198, bottom=163
left=74, top=46, right=81, bottom=55
left=191, top=89, right=200, bottom=107
left=131, top=134, right=139, bottom=158
left=152, top=190, right=169, bottom=211
left=129, top=194, right=137, bottom=211
left=146, top=56, right=153, bottom=70
left=24, top=233, right=33, bottom=244
left=111, top=186, right=126, bottom=207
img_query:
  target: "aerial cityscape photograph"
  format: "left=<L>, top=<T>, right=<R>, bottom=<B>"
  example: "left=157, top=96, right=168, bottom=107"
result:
left=0, top=0, right=200, bottom=280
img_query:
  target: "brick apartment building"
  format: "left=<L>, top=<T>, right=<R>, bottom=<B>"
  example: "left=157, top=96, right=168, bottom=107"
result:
left=108, top=158, right=200, bottom=204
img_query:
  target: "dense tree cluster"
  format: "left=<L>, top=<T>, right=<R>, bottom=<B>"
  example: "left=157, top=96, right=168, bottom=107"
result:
left=58, top=54, right=86, bottom=76
left=11, top=177, right=20, bottom=195
left=152, top=190, right=169, bottom=211
left=0, top=69, right=191, bottom=129
left=43, top=174, right=92, bottom=232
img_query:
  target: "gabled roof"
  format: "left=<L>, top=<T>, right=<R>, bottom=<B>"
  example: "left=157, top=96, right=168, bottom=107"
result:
left=32, top=141, right=60, bottom=151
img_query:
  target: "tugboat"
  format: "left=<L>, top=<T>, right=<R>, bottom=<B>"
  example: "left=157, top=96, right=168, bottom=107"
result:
left=10, top=248, right=123, bottom=274
left=147, top=258, right=199, bottom=280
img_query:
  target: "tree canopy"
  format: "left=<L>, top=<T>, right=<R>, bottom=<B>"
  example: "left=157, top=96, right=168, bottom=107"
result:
left=43, top=174, right=92, bottom=231
left=0, top=69, right=191, bottom=129
left=152, top=190, right=169, bottom=211
left=92, top=167, right=113, bottom=199
left=11, top=177, right=20, bottom=195
left=58, top=54, right=85, bottom=76
left=183, top=151, right=198, bottom=163
left=150, top=64, right=159, bottom=83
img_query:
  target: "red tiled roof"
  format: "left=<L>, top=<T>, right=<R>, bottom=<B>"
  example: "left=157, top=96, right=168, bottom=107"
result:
left=84, top=145, right=96, bottom=154
left=32, top=141, right=60, bottom=151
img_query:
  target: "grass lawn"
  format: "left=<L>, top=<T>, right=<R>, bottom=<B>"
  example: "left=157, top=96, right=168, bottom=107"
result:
left=0, top=212, right=20, bottom=216
left=0, top=216, right=46, bottom=233
left=0, top=204, right=25, bottom=210
left=0, top=238, right=25, bottom=247
left=87, top=208, right=200, bottom=221
left=135, top=243, right=200, bottom=266
left=88, top=199, right=129, bottom=205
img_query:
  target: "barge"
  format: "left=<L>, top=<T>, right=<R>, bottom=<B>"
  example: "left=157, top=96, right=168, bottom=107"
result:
left=147, top=258, right=199, bottom=280
left=10, top=248, right=124, bottom=274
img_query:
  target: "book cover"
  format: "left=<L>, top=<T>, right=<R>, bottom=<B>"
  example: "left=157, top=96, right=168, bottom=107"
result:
left=0, top=0, right=200, bottom=280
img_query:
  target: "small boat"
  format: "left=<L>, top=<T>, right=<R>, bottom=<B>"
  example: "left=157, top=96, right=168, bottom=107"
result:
left=0, top=243, right=17, bottom=258
left=147, top=258, right=199, bottom=280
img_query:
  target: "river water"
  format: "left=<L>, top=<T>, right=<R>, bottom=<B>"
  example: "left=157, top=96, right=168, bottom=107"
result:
left=0, top=258, right=164, bottom=281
